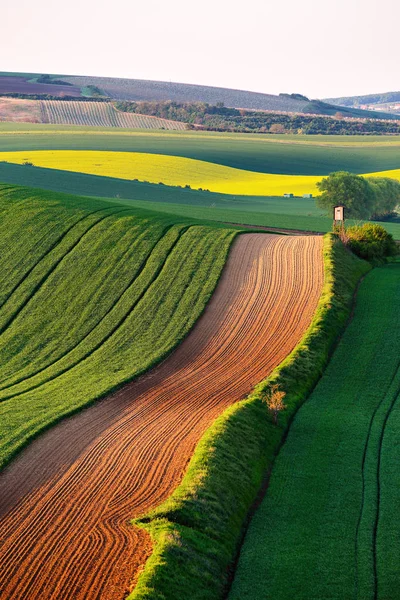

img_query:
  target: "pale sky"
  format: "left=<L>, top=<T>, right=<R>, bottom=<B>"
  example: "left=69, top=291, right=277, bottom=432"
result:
left=2, top=0, right=399, bottom=99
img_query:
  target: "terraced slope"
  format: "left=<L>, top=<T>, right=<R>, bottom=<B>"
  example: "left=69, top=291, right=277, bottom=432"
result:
left=0, top=231, right=324, bottom=600
left=40, top=100, right=186, bottom=129
left=229, top=263, right=400, bottom=600
left=2, top=150, right=400, bottom=196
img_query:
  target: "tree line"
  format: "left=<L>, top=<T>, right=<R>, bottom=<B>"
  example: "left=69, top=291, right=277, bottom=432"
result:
left=115, top=100, right=400, bottom=135
left=316, top=172, right=400, bottom=220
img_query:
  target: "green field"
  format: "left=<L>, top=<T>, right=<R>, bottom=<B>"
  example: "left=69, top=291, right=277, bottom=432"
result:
left=3, top=150, right=400, bottom=197
left=1, top=118, right=399, bottom=599
left=1, top=124, right=400, bottom=174
left=128, top=234, right=370, bottom=600
left=0, top=184, right=236, bottom=468
left=0, top=125, right=399, bottom=238
left=0, top=161, right=399, bottom=238
left=229, top=263, right=400, bottom=600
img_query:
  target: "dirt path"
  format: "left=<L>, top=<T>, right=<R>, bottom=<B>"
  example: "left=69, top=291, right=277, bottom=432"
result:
left=0, top=233, right=324, bottom=600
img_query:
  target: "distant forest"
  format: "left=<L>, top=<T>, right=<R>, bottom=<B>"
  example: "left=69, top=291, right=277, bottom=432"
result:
left=115, top=101, right=400, bottom=135
left=327, top=91, right=400, bottom=107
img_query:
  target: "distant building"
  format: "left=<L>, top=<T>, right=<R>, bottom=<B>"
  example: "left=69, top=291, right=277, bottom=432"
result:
left=303, top=193, right=313, bottom=198
left=283, top=193, right=294, bottom=198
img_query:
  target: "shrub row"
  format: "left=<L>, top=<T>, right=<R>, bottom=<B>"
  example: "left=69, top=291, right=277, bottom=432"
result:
left=115, top=100, right=400, bottom=135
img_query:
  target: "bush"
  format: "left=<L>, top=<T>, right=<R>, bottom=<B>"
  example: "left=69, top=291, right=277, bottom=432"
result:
left=36, top=74, right=72, bottom=86
left=346, top=223, right=398, bottom=260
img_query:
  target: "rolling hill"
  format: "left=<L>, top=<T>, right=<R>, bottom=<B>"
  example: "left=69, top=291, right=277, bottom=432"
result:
left=0, top=182, right=324, bottom=600
left=0, top=71, right=396, bottom=120
left=0, top=127, right=399, bottom=237
left=0, top=184, right=236, bottom=470
left=1, top=125, right=400, bottom=174
left=326, top=91, right=400, bottom=115
left=39, top=100, right=185, bottom=129
left=0, top=98, right=186, bottom=129
left=2, top=149, right=400, bottom=197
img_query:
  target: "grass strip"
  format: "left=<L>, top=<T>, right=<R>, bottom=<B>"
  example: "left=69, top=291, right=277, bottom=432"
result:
left=229, top=263, right=400, bottom=600
left=1, top=165, right=398, bottom=238
left=106, top=199, right=400, bottom=239
left=128, top=234, right=370, bottom=600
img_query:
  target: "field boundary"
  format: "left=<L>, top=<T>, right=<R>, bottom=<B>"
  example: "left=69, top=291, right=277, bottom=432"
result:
left=128, top=233, right=371, bottom=600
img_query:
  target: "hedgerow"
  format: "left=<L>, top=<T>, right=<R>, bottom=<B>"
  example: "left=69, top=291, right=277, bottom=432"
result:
left=129, top=233, right=371, bottom=600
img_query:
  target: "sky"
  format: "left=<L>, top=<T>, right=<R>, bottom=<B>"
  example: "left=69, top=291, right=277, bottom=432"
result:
left=2, top=0, right=399, bottom=99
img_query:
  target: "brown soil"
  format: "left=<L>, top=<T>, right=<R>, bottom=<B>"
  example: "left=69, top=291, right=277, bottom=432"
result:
left=0, top=97, right=41, bottom=123
left=0, top=233, right=324, bottom=600
left=0, top=76, right=81, bottom=97
left=224, top=221, right=325, bottom=235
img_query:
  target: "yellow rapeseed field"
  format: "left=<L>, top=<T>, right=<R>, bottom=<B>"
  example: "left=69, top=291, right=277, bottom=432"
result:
left=1, top=150, right=399, bottom=196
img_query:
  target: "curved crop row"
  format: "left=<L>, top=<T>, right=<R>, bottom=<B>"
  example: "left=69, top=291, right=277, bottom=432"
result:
left=0, top=223, right=186, bottom=397
left=129, top=234, right=370, bottom=600
left=0, top=186, right=236, bottom=472
left=0, top=213, right=176, bottom=387
left=0, top=207, right=131, bottom=335
left=39, top=100, right=186, bottom=129
left=0, top=187, right=114, bottom=306
left=0, top=229, right=324, bottom=600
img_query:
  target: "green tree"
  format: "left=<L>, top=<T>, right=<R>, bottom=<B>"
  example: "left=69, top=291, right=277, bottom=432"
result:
left=265, top=384, right=286, bottom=425
left=369, top=177, right=400, bottom=218
left=316, top=171, right=375, bottom=219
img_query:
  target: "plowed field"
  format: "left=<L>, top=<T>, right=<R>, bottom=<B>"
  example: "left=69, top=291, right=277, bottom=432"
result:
left=0, top=233, right=323, bottom=600
left=40, top=100, right=186, bottom=129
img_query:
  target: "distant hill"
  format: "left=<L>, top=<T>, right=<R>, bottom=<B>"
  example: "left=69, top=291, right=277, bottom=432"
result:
left=63, top=75, right=398, bottom=119
left=0, top=72, right=397, bottom=120
left=112, top=100, right=400, bottom=135
left=326, top=91, right=400, bottom=115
